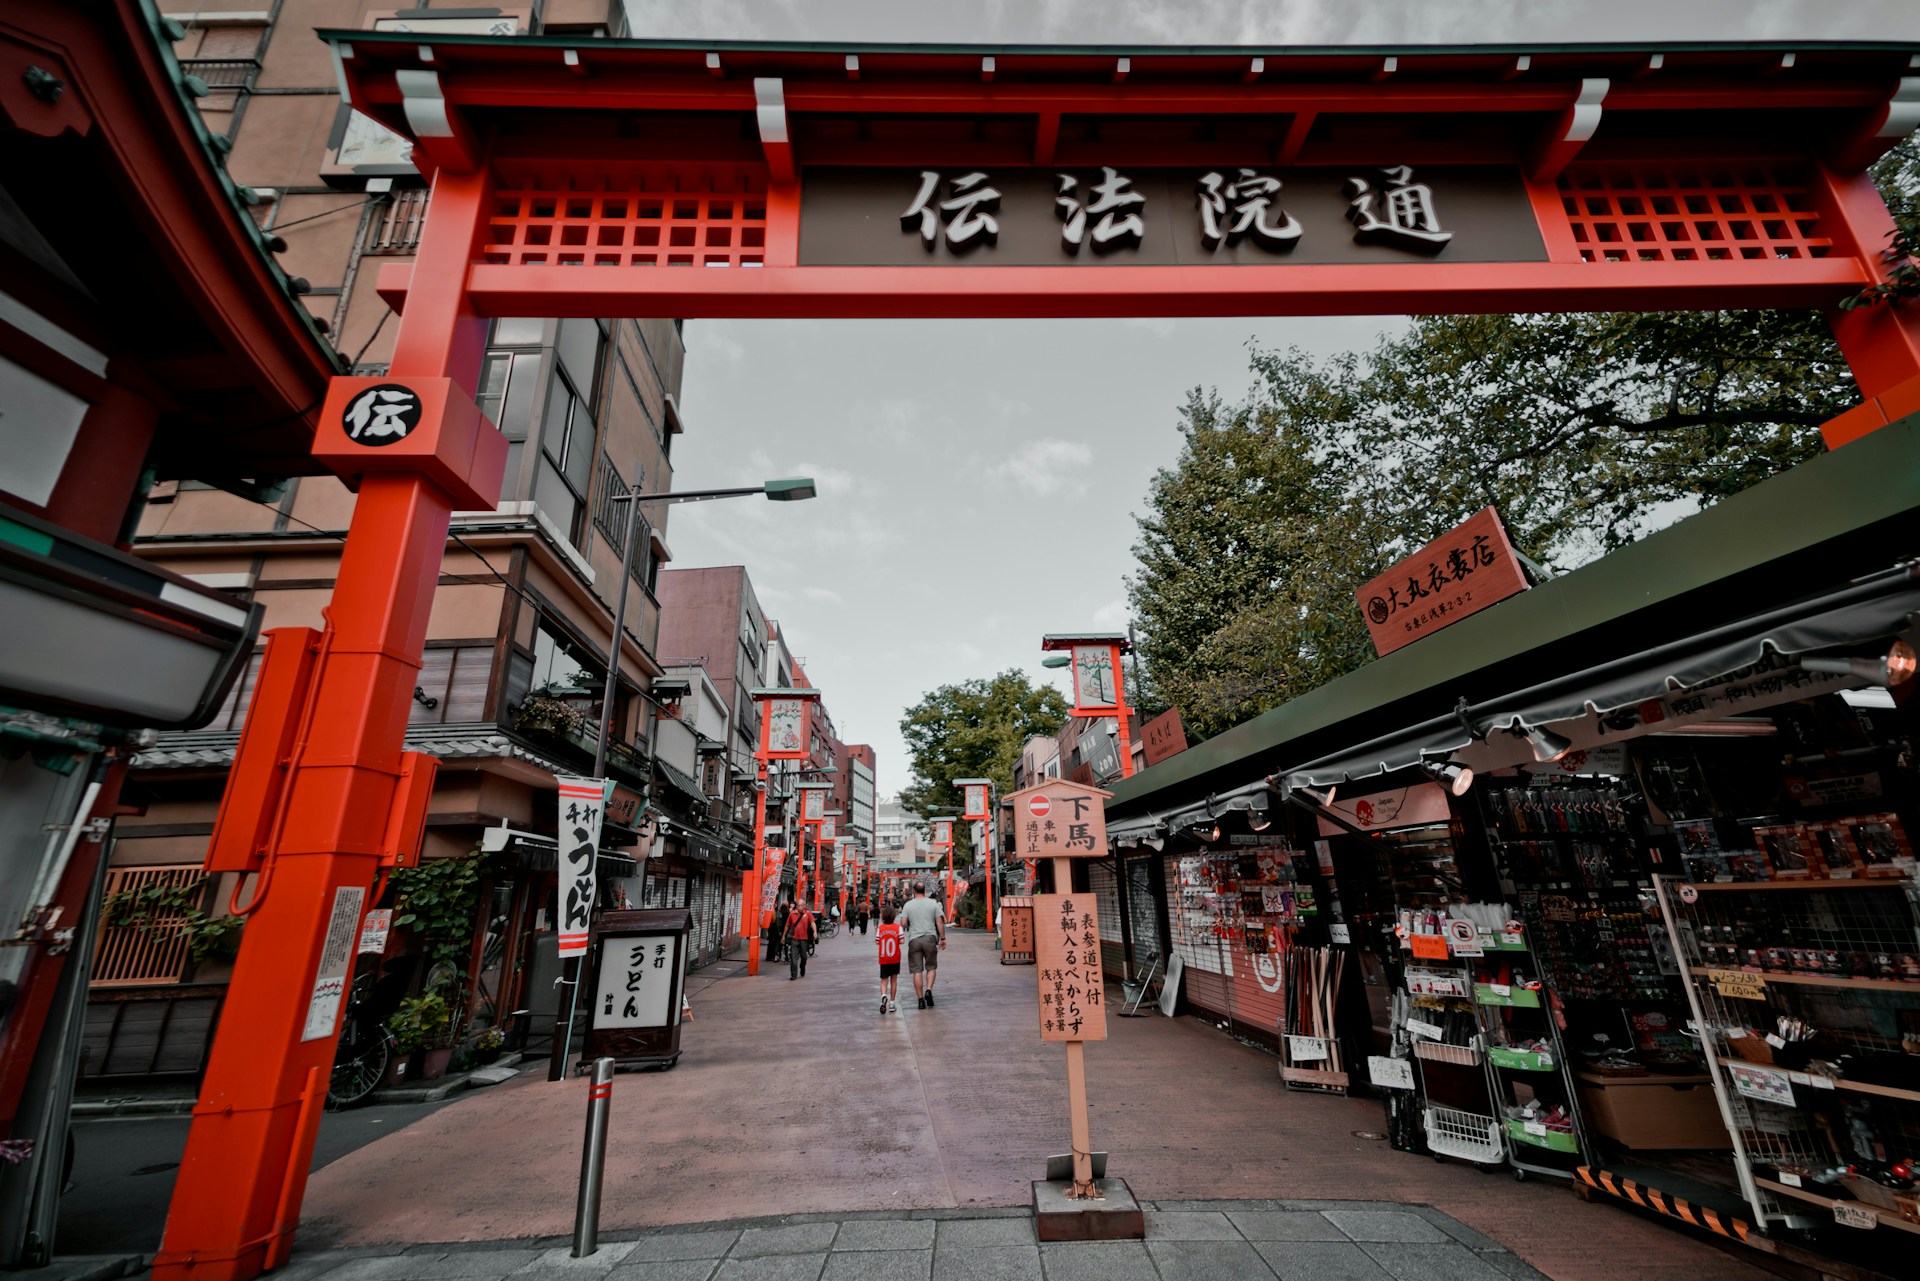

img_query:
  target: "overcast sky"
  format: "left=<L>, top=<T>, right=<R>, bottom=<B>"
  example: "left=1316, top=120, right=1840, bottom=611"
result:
left=642, top=1, right=1920, bottom=796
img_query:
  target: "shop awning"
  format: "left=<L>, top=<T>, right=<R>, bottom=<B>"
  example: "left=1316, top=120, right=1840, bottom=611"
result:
left=498, top=833, right=639, bottom=879
left=653, top=758, right=708, bottom=807
left=1106, top=412, right=1920, bottom=825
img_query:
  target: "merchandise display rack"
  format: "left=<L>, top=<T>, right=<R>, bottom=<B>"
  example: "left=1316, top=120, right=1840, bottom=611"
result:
left=1657, top=873, right=1920, bottom=1236
left=1469, top=939, right=1591, bottom=1179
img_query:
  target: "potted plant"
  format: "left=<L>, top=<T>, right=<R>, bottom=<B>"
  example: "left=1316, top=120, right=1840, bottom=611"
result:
left=468, top=1025, right=505, bottom=1067
left=514, top=693, right=585, bottom=737
left=388, top=993, right=450, bottom=1078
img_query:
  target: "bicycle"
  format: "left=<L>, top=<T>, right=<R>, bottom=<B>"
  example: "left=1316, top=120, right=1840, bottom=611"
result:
left=818, top=916, right=840, bottom=940
left=327, top=972, right=395, bottom=1108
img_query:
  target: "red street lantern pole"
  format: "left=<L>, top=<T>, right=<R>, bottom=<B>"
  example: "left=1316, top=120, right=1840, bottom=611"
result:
left=746, top=689, right=821, bottom=977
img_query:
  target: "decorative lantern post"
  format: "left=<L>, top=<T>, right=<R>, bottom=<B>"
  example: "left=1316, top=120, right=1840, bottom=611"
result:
left=747, top=688, right=820, bottom=976
left=1041, top=633, right=1136, bottom=781
left=957, top=777, right=995, bottom=926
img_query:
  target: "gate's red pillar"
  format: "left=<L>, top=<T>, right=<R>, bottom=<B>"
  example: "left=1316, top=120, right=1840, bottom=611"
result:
left=1815, top=163, right=1920, bottom=448
left=152, top=166, right=499, bottom=1281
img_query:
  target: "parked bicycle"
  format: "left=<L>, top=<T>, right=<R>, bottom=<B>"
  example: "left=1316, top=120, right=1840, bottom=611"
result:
left=326, top=955, right=415, bottom=1109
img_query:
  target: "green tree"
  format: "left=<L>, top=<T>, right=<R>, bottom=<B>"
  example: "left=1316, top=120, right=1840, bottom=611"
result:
left=898, top=670, right=1070, bottom=819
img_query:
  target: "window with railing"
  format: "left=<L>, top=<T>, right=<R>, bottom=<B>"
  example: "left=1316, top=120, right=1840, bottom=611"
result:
left=90, top=866, right=206, bottom=987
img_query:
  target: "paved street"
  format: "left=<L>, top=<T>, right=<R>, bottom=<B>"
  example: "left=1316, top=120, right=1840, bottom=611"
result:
left=287, top=931, right=1773, bottom=1281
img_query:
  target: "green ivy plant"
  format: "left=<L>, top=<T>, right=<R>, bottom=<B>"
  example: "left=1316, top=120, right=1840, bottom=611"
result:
left=387, top=992, right=450, bottom=1054
left=102, top=875, right=245, bottom=965
left=388, top=849, right=485, bottom=991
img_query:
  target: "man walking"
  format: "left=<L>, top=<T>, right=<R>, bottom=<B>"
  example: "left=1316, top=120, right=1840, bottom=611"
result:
left=785, top=900, right=816, bottom=980
left=898, top=880, right=946, bottom=1008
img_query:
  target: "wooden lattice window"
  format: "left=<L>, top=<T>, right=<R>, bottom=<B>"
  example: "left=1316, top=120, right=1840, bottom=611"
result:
left=364, top=189, right=431, bottom=255
left=1559, top=165, right=1830, bottom=264
left=483, top=174, right=769, bottom=268
left=90, top=866, right=206, bottom=987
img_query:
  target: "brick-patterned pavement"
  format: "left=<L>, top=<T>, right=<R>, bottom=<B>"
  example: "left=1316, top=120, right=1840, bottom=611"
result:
left=295, top=930, right=1771, bottom=1280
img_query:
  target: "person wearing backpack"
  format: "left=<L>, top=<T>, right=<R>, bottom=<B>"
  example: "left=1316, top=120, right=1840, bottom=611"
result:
left=875, top=905, right=903, bottom=1013
left=786, top=901, right=816, bottom=979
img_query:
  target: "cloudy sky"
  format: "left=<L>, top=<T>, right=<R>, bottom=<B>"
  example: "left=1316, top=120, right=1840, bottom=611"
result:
left=642, top=0, right=1920, bottom=795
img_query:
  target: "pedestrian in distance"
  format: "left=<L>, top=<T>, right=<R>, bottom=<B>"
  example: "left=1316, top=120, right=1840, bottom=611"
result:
left=875, top=905, right=902, bottom=1013
left=786, top=900, right=816, bottom=979
left=768, top=897, right=789, bottom=963
left=898, top=880, right=946, bottom=1008
left=858, top=904, right=870, bottom=935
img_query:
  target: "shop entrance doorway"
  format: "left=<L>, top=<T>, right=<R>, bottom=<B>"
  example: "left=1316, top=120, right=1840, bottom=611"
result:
left=151, top=35, right=1920, bottom=1281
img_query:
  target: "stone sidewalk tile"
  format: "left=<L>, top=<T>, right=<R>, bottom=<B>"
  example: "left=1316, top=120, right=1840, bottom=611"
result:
left=1035, top=1240, right=1157, bottom=1281
left=930, top=1244, right=1041, bottom=1281
left=1409, top=1208, right=1506, bottom=1252
left=1147, top=1238, right=1279, bottom=1280
left=829, top=1219, right=935, bottom=1251
left=513, top=1243, right=638, bottom=1273
left=1323, top=1210, right=1450, bottom=1243
left=621, top=1231, right=742, bottom=1262
left=1361, top=1241, right=1511, bottom=1281
left=821, top=1248, right=930, bottom=1280
left=932, top=1218, right=1034, bottom=1247
left=306, top=1255, right=460, bottom=1281
left=1226, top=1210, right=1350, bottom=1241
left=1252, top=1240, right=1394, bottom=1281
left=712, top=1255, right=827, bottom=1281
left=605, top=1262, right=720, bottom=1281
left=731, top=1223, right=839, bottom=1257
left=402, top=1247, right=545, bottom=1277
left=1143, top=1209, right=1243, bottom=1240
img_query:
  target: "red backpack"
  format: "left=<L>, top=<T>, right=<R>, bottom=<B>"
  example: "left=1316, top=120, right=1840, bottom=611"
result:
left=876, top=924, right=902, bottom=964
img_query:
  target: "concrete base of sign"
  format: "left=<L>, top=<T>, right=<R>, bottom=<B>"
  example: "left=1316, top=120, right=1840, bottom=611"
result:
left=1032, top=1177, right=1144, bottom=1241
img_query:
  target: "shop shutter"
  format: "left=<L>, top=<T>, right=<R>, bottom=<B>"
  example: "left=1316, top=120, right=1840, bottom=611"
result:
left=1087, top=861, right=1126, bottom=979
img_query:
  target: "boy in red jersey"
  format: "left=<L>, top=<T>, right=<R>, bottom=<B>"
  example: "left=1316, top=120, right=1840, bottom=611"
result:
left=875, top=906, right=903, bottom=1014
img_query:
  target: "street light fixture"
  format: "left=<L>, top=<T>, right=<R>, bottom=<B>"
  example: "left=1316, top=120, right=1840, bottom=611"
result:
left=557, top=476, right=814, bottom=1077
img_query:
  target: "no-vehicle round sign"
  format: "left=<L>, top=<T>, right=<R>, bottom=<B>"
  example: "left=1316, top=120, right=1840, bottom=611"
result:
left=1028, top=795, right=1052, bottom=819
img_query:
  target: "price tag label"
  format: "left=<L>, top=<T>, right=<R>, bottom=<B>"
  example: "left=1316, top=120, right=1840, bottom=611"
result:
left=1809, top=1075, right=1836, bottom=1090
left=1778, top=1171, right=1803, bottom=1187
left=1524, top=1120, right=1548, bottom=1136
left=1788, top=1071, right=1811, bottom=1085
left=1410, top=934, right=1450, bottom=960
left=1833, top=1203, right=1878, bottom=1230
left=1329, top=924, right=1351, bottom=944
left=1367, top=1056, right=1415, bottom=1091
left=1287, top=1035, right=1330, bottom=1062
left=1489, top=983, right=1511, bottom=996
left=1706, top=969, right=1768, bottom=1001
left=1406, top=1018, right=1444, bottom=1041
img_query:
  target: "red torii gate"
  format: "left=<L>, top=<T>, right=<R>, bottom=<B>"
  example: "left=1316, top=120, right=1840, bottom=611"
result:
left=155, top=35, right=1920, bottom=1280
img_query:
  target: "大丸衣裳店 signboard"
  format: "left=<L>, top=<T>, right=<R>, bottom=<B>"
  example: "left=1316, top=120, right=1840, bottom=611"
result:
left=1354, top=506, right=1529, bottom=657
left=1033, top=894, right=1107, bottom=1042
left=556, top=775, right=614, bottom=958
left=800, top=165, right=1545, bottom=267
left=1006, top=779, right=1113, bottom=859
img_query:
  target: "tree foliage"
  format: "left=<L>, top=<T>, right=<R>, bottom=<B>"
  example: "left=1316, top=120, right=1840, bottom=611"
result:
left=1131, top=303, right=1863, bottom=740
left=898, top=670, right=1070, bottom=820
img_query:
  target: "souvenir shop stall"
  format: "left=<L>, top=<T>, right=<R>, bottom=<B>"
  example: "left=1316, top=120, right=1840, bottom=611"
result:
left=1102, top=418, right=1920, bottom=1265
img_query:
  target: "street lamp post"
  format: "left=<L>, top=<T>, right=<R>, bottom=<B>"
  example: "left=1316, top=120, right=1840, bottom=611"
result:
left=549, top=478, right=815, bottom=1079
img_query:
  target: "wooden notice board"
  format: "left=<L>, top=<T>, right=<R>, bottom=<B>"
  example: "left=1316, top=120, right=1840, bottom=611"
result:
left=1006, top=779, right=1113, bottom=860
left=1353, top=505, right=1527, bottom=657
left=1033, top=893, right=1107, bottom=1042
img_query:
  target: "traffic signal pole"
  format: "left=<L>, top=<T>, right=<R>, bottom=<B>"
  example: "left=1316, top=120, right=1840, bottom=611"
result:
left=152, top=169, right=503, bottom=1281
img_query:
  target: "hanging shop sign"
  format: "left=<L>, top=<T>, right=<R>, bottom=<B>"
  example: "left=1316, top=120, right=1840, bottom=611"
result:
left=555, top=775, right=614, bottom=958
left=800, top=165, right=1544, bottom=267
left=1006, top=779, right=1113, bottom=859
left=1524, top=743, right=1628, bottom=779
left=1141, top=708, right=1189, bottom=766
left=1315, top=782, right=1452, bottom=836
left=1033, top=893, right=1107, bottom=1041
left=1354, top=506, right=1529, bottom=658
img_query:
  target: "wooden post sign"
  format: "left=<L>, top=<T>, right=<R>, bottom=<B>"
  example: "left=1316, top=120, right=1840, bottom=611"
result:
left=1007, top=778, right=1112, bottom=860
left=1034, top=894, right=1107, bottom=1043
left=1353, top=505, right=1529, bottom=657
left=587, top=907, right=693, bottom=1070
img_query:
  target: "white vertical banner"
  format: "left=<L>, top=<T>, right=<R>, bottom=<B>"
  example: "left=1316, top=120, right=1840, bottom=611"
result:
left=556, top=775, right=612, bottom=958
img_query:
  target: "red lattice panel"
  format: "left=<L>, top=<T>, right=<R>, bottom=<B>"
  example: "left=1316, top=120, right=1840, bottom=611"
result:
left=1558, top=165, right=1829, bottom=264
left=483, top=180, right=768, bottom=268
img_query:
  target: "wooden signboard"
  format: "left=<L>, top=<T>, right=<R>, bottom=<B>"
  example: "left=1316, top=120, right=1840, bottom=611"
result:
left=999, top=895, right=1036, bottom=964
left=1033, top=893, right=1107, bottom=1042
left=1353, top=505, right=1528, bottom=657
left=1006, top=778, right=1113, bottom=859
left=586, top=908, right=693, bottom=1069
left=1141, top=708, right=1188, bottom=767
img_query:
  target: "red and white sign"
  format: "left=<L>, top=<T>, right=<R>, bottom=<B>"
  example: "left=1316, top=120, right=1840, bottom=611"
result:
left=1028, top=795, right=1052, bottom=819
left=1315, top=783, right=1452, bottom=836
left=556, top=775, right=612, bottom=957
